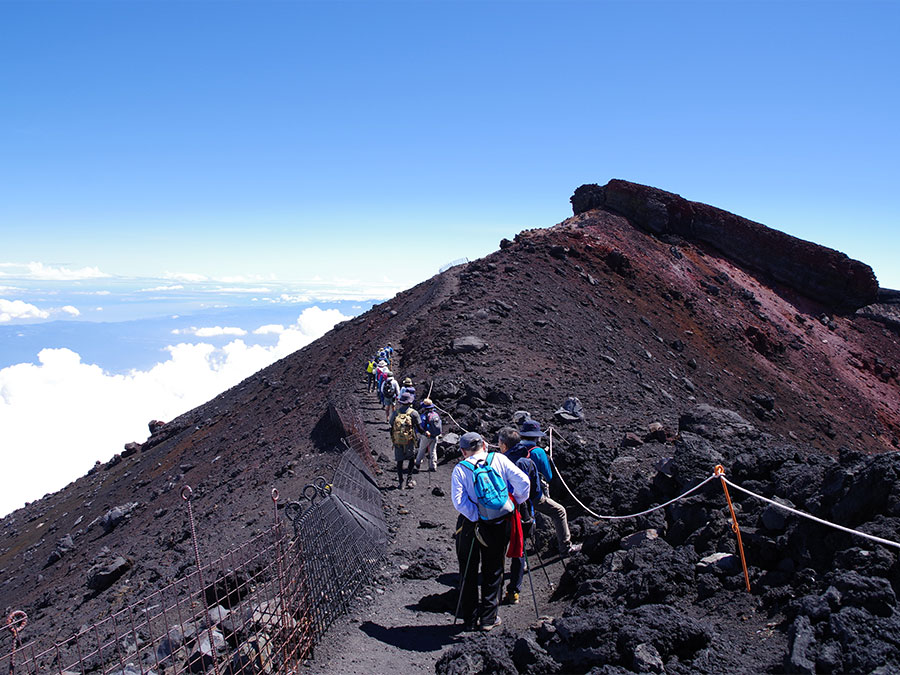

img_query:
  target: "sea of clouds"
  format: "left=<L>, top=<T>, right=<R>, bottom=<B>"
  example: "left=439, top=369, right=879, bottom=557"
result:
left=0, top=305, right=350, bottom=517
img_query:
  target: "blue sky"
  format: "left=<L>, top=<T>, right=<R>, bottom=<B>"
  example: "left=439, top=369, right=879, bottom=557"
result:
left=2, top=0, right=897, bottom=287
left=1, top=0, right=898, bottom=515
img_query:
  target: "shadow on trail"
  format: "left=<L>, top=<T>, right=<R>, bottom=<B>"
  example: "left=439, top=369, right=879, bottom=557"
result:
left=359, top=620, right=462, bottom=652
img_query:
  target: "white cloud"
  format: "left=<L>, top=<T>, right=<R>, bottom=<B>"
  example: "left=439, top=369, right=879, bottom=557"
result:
left=0, top=299, right=50, bottom=322
left=139, top=285, right=184, bottom=292
left=0, top=305, right=350, bottom=517
left=165, top=272, right=208, bottom=282
left=0, top=262, right=110, bottom=281
left=0, top=285, right=24, bottom=293
left=171, top=326, right=248, bottom=337
left=60, top=305, right=80, bottom=317
left=210, top=287, right=272, bottom=294
left=194, top=326, right=248, bottom=337
left=279, top=293, right=312, bottom=303
left=254, top=324, right=285, bottom=335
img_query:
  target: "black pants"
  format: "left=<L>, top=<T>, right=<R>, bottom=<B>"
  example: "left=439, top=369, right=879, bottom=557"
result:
left=456, top=514, right=510, bottom=627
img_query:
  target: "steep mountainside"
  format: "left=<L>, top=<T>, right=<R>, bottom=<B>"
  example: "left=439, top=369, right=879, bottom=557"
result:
left=2, top=180, right=899, bottom=673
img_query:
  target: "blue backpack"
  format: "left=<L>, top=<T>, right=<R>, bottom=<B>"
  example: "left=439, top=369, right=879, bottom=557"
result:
left=461, top=452, right=514, bottom=520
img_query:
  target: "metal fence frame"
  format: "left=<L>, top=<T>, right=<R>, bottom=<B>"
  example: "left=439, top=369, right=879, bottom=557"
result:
left=3, top=423, right=384, bottom=675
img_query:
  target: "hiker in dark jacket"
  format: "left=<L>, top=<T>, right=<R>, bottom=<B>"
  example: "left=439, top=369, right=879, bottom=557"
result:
left=498, top=427, right=541, bottom=605
left=518, top=419, right=580, bottom=556
left=415, top=398, right=442, bottom=472
left=390, top=391, right=421, bottom=490
left=451, top=432, right=530, bottom=632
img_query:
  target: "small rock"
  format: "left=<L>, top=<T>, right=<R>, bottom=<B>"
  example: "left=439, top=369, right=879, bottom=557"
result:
left=632, top=642, right=664, bottom=673
left=697, top=552, right=740, bottom=574
left=620, top=529, right=659, bottom=550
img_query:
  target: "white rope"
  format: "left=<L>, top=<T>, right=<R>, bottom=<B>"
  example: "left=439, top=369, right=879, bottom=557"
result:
left=431, top=402, right=500, bottom=449
left=553, top=459, right=719, bottom=520
left=722, top=477, right=900, bottom=550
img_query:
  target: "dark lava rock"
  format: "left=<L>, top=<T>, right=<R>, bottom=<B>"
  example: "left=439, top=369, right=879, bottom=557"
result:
left=511, top=635, right=558, bottom=674
left=545, top=604, right=711, bottom=672
left=671, top=432, right=723, bottom=488
left=99, top=502, right=139, bottom=533
left=122, top=441, right=141, bottom=457
left=436, top=635, right=517, bottom=675
left=678, top=405, right=759, bottom=444
left=86, top=554, right=132, bottom=591
left=450, top=336, right=488, bottom=353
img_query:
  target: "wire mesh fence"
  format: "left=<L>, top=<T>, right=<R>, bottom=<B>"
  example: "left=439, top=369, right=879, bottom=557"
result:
left=2, top=427, right=386, bottom=675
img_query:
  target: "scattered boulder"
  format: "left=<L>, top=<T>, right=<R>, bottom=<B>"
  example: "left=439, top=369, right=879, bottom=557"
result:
left=678, top=405, right=759, bottom=443
left=86, top=554, right=132, bottom=592
left=99, top=503, right=139, bottom=534
left=122, top=442, right=141, bottom=457
left=450, top=336, right=487, bottom=354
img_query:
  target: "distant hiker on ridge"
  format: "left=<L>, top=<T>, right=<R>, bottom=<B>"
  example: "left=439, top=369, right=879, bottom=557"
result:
left=518, top=419, right=581, bottom=556
left=451, top=432, right=529, bottom=632
left=366, top=357, right=376, bottom=392
left=415, top=398, right=442, bottom=472
left=390, top=390, right=421, bottom=489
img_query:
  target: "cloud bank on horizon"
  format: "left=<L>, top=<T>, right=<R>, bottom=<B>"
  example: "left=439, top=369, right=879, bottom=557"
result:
left=0, top=306, right=350, bottom=517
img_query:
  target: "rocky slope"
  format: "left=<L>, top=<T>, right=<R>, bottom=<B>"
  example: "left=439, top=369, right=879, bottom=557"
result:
left=2, top=179, right=899, bottom=673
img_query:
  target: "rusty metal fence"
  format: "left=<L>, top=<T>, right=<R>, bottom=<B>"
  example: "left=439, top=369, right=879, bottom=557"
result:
left=2, top=427, right=386, bottom=675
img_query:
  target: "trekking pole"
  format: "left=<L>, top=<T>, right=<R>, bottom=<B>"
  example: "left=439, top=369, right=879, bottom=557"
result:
left=522, top=548, right=540, bottom=620
left=453, top=526, right=477, bottom=625
left=427, top=380, right=434, bottom=399
left=530, top=535, right=555, bottom=591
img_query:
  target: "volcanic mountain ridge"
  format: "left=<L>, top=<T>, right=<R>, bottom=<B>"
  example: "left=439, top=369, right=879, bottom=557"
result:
left=2, top=179, right=900, bottom=674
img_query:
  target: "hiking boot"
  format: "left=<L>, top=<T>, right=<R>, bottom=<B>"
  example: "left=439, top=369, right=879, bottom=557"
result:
left=428, top=466, right=436, bottom=472
left=406, top=480, right=416, bottom=489
left=503, top=590, right=519, bottom=605
left=564, top=543, right=583, bottom=556
left=481, top=616, right=502, bottom=632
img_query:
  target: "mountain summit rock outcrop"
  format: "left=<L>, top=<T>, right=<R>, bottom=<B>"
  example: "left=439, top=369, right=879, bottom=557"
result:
left=572, top=179, right=879, bottom=312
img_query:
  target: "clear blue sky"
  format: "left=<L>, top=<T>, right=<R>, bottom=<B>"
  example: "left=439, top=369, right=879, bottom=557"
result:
left=2, top=0, right=898, bottom=289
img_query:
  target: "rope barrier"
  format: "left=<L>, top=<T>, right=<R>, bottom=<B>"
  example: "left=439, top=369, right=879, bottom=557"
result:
left=431, top=402, right=501, bottom=449
left=553, top=463, right=720, bottom=521
left=721, top=476, right=900, bottom=550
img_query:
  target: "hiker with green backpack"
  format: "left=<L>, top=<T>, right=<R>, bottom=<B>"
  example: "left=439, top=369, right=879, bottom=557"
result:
left=390, top=390, right=421, bottom=490
left=451, top=432, right=530, bottom=632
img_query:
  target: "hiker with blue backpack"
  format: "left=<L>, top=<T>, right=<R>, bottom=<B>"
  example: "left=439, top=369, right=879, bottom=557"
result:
left=451, top=432, right=530, bottom=632
left=497, top=426, right=541, bottom=606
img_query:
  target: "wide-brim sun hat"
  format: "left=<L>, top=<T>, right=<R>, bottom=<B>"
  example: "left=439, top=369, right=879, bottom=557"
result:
left=519, top=419, right=545, bottom=439
left=398, top=391, right=415, bottom=404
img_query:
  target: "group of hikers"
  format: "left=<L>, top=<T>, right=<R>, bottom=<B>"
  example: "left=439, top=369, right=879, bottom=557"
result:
left=364, top=348, right=583, bottom=633
left=366, top=348, right=444, bottom=489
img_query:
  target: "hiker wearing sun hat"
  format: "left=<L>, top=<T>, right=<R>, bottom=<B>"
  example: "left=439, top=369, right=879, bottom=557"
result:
left=518, top=419, right=579, bottom=556
left=451, top=431, right=530, bottom=632
left=390, top=390, right=421, bottom=490
left=415, top=398, right=442, bottom=472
